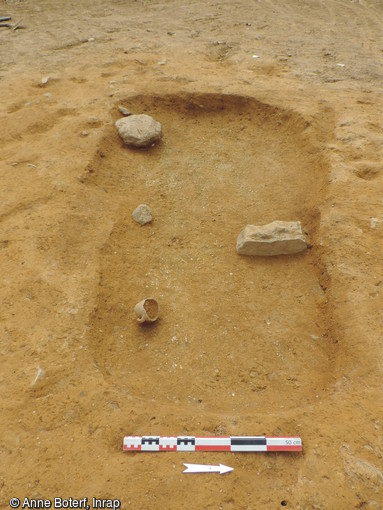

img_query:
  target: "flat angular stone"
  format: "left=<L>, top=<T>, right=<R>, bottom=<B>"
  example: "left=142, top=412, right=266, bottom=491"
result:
left=236, top=221, right=308, bottom=256
left=116, top=114, right=162, bottom=147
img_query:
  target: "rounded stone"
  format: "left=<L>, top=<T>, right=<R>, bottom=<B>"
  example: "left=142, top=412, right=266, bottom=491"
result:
left=116, top=114, right=162, bottom=147
left=132, top=204, right=152, bottom=225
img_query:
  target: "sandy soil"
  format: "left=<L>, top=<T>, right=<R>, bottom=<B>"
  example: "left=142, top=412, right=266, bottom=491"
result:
left=1, top=1, right=383, bottom=509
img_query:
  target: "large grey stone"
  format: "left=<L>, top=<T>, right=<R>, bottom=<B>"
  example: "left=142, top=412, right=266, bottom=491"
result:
left=116, top=114, right=162, bottom=147
left=236, top=221, right=308, bottom=256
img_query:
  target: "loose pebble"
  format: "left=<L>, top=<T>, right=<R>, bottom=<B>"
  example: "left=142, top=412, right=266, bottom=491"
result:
left=370, top=218, right=379, bottom=229
left=118, top=105, right=132, bottom=116
left=132, top=204, right=152, bottom=225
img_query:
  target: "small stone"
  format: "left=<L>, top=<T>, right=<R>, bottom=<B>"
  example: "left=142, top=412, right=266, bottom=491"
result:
left=132, top=204, right=152, bottom=225
left=81, top=131, right=89, bottom=137
left=41, top=76, right=49, bottom=85
left=118, top=105, right=132, bottom=116
left=87, top=116, right=100, bottom=125
left=370, top=217, right=379, bottom=229
left=116, top=114, right=162, bottom=148
left=236, top=221, right=308, bottom=256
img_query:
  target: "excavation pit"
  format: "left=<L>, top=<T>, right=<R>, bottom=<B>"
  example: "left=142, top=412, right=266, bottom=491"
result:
left=86, top=93, right=331, bottom=415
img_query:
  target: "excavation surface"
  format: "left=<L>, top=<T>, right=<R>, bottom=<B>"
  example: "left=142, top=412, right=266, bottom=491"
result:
left=1, top=1, right=383, bottom=509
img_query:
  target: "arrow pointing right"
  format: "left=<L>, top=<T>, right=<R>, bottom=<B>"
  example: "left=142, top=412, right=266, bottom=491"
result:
left=183, top=463, right=234, bottom=474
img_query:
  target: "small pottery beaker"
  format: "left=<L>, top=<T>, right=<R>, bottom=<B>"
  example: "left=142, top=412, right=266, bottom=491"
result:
left=134, top=298, right=159, bottom=323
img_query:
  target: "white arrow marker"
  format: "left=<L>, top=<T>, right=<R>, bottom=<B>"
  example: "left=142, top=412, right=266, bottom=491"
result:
left=183, top=463, right=234, bottom=475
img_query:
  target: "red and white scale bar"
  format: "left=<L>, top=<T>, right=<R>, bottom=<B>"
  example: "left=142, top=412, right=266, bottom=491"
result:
left=123, top=436, right=302, bottom=452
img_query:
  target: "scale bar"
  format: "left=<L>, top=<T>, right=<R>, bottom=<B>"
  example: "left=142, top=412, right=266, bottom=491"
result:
left=123, top=436, right=302, bottom=452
